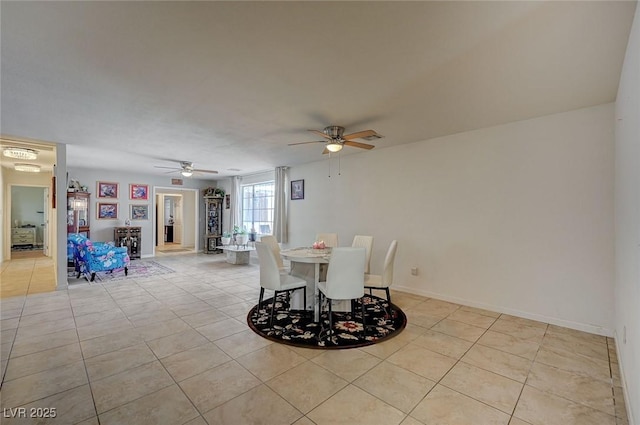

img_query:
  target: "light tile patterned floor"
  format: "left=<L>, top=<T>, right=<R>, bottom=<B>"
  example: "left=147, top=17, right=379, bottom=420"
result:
left=1, top=253, right=56, bottom=298
left=0, top=253, right=629, bottom=425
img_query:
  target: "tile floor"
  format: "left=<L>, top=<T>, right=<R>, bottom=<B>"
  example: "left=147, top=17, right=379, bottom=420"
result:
left=0, top=253, right=629, bottom=425
left=0, top=252, right=56, bottom=298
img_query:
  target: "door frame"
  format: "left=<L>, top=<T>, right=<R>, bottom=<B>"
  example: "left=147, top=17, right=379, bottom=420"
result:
left=152, top=187, right=199, bottom=256
left=6, top=183, right=50, bottom=259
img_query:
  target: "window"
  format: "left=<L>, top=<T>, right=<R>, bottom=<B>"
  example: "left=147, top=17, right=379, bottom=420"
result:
left=241, top=181, right=275, bottom=235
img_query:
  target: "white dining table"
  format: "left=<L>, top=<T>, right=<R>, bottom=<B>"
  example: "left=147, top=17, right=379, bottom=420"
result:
left=280, top=247, right=331, bottom=322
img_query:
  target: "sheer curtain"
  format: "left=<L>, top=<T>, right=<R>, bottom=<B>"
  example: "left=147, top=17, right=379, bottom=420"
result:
left=229, top=176, right=242, bottom=233
left=273, top=166, right=289, bottom=243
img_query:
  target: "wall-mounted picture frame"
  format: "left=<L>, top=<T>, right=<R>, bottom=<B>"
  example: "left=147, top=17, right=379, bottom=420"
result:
left=291, top=179, right=304, bottom=200
left=130, top=204, right=149, bottom=220
left=97, top=202, right=118, bottom=219
left=129, top=183, right=149, bottom=200
left=97, top=181, right=118, bottom=199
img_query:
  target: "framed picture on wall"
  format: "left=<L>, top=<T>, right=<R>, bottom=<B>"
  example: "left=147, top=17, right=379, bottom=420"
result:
left=130, top=204, right=149, bottom=220
left=129, top=184, right=148, bottom=200
left=97, top=181, right=118, bottom=198
left=97, top=202, right=118, bottom=219
left=291, top=179, right=304, bottom=200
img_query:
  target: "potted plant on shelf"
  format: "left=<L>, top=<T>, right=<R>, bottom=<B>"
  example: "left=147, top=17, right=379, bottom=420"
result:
left=233, top=225, right=248, bottom=247
left=221, top=232, right=232, bottom=246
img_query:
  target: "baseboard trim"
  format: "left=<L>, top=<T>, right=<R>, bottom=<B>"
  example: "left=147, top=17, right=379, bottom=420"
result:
left=614, top=331, right=636, bottom=425
left=393, top=284, right=613, bottom=337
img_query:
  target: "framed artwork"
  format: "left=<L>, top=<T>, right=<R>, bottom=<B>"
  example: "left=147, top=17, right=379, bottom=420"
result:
left=291, top=179, right=304, bottom=200
left=97, top=181, right=119, bottom=198
left=129, top=183, right=149, bottom=200
left=130, top=204, right=149, bottom=220
left=97, top=202, right=118, bottom=219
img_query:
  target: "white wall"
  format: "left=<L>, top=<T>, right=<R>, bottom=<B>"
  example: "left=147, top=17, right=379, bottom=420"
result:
left=614, top=4, right=640, bottom=424
left=68, top=167, right=217, bottom=257
left=182, top=190, right=196, bottom=247
left=289, top=103, right=615, bottom=335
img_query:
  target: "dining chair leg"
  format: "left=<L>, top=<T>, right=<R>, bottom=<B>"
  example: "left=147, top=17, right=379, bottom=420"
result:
left=303, top=286, right=307, bottom=311
left=361, top=297, right=367, bottom=336
left=328, top=298, right=333, bottom=334
left=269, top=290, right=278, bottom=327
left=385, top=288, right=391, bottom=303
left=258, top=287, right=265, bottom=311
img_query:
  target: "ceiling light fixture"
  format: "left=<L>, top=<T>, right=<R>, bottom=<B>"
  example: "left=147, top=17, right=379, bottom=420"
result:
left=3, top=147, right=38, bottom=160
left=181, top=170, right=193, bottom=177
left=14, top=163, right=41, bottom=173
left=326, top=142, right=343, bottom=153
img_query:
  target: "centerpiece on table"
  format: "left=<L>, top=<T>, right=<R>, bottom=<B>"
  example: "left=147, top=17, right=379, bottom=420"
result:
left=233, top=226, right=248, bottom=247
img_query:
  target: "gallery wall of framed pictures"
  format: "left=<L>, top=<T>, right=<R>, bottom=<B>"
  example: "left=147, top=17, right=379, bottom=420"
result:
left=93, top=181, right=150, bottom=221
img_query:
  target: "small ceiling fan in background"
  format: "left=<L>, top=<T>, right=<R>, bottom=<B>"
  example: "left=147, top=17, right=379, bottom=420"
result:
left=154, top=161, right=218, bottom=177
left=288, top=125, right=382, bottom=154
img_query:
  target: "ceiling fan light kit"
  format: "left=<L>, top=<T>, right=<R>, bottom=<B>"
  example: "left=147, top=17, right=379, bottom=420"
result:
left=3, top=147, right=38, bottom=160
left=326, top=142, right=343, bottom=153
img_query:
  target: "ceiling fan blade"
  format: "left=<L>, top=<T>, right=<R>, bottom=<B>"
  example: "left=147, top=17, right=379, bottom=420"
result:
left=343, top=129, right=377, bottom=140
left=308, top=129, right=331, bottom=139
left=322, top=147, right=330, bottom=155
left=288, top=140, right=326, bottom=146
left=193, top=169, right=219, bottom=174
left=154, top=165, right=180, bottom=170
left=344, top=140, right=375, bottom=150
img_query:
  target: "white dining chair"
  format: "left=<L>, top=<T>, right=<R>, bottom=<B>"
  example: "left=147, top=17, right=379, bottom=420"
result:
left=255, top=242, right=307, bottom=326
left=259, top=235, right=288, bottom=273
left=364, top=240, right=398, bottom=303
left=351, top=235, right=374, bottom=274
left=315, top=233, right=338, bottom=247
left=317, top=247, right=366, bottom=334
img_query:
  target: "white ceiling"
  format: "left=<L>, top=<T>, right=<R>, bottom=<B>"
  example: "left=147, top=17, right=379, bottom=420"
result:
left=1, top=1, right=636, bottom=179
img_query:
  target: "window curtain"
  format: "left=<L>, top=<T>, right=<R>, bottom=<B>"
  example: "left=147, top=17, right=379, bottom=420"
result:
left=273, top=166, right=289, bottom=243
left=229, top=176, right=242, bottom=233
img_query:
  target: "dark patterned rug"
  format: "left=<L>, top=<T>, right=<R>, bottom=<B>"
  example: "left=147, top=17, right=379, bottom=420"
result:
left=247, top=293, right=407, bottom=349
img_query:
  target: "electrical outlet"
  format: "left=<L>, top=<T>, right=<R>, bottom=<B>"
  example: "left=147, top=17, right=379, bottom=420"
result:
left=411, top=267, right=418, bottom=276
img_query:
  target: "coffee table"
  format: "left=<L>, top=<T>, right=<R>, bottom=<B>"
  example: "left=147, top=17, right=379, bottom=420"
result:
left=220, top=245, right=255, bottom=265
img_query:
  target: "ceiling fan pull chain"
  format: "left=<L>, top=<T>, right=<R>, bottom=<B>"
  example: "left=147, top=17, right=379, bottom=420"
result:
left=328, top=153, right=332, bottom=178
left=338, top=152, right=341, bottom=176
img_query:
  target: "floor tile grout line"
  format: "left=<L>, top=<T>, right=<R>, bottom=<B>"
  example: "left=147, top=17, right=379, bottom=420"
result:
left=524, top=324, right=619, bottom=419
left=0, top=293, right=27, bottom=389
left=403, top=309, right=520, bottom=422
left=72, top=299, right=103, bottom=425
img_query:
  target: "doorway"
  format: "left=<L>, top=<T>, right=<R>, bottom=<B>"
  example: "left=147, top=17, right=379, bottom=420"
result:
left=10, top=185, right=48, bottom=259
left=154, top=188, right=199, bottom=255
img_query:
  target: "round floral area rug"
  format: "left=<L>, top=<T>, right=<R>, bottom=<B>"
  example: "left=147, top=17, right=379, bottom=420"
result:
left=246, top=293, right=407, bottom=349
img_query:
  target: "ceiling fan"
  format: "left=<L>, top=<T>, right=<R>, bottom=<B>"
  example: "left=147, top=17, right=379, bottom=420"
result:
left=154, top=161, right=218, bottom=177
left=288, top=126, right=380, bottom=154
